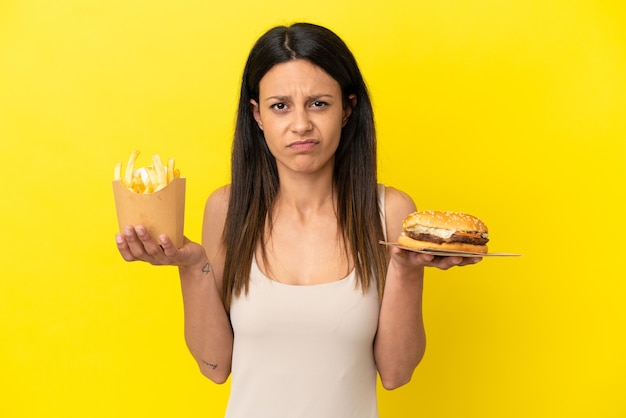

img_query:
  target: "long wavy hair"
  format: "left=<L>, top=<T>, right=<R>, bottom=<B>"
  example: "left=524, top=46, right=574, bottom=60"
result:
left=221, top=22, right=387, bottom=310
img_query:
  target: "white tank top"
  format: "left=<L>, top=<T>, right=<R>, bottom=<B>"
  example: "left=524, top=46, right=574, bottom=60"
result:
left=225, top=185, right=387, bottom=418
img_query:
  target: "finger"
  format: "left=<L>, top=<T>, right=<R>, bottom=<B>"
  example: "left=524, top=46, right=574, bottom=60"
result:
left=430, top=256, right=463, bottom=270
left=123, top=225, right=149, bottom=258
left=393, top=246, right=433, bottom=261
left=459, top=257, right=482, bottom=266
left=134, top=225, right=164, bottom=258
left=417, top=253, right=435, bottom=263
left=116, top=233, right=142, bottom=262
left=157, top=234, right=179, bottom=258
left=390, top=246, right=407, bottom=258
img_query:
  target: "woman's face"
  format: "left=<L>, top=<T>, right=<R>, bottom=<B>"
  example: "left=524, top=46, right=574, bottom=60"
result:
left=251, top=59, right=355, bottom=177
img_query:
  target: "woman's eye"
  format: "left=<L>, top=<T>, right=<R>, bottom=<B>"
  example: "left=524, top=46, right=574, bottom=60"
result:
left=311, top=101, right=327, bottom=108
left=270, top=103, right=287, bottom=110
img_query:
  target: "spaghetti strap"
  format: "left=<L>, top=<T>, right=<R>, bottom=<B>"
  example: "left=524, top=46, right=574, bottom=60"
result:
left=377, top=184, right=387, bottom=241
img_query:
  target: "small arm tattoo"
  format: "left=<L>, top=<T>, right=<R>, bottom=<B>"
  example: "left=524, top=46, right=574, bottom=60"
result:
left=201, top=359, right=218, bottom=370
left=202, top=262, right=211, bottom=275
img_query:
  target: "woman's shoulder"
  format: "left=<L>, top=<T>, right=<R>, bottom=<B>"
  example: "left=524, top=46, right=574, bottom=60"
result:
left=204, top=184, right=231, bottom=213
left=202, top=185, right=231, bottom=244
left=381, top=185, right=416, bottom=214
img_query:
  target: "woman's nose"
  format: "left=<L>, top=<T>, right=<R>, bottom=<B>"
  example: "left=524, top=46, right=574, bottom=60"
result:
left=291, top=108, right=313, bottom=133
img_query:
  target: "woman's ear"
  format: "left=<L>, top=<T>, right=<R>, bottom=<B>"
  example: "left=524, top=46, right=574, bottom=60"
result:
left=342, top=94, right=357, bottom=126
left=250, top=99, right=263, bottom=130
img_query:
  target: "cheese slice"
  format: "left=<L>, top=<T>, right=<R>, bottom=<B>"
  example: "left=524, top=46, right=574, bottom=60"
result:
left=406, top=225, right=456, bottom=239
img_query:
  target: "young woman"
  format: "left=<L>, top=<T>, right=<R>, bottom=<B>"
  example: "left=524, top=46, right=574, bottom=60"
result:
left=116, top=22, right=481, bottom=418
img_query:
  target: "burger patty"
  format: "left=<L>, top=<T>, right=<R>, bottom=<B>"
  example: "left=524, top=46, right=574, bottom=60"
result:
left=407, top=231, right=489, bottom=246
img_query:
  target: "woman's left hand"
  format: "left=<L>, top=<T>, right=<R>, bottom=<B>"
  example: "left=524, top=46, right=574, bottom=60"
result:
left=389, top=245, right=482, bottom=271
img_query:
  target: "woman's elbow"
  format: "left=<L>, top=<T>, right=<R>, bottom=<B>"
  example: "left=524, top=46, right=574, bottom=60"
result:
left=379, top=352, right=425, bottom=390
left=380, top=371, right=413, bottom=390
left=198, top=364, right=230, bottom=384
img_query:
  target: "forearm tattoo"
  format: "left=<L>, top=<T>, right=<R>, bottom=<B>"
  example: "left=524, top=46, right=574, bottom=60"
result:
left=202, top=262, right=211, bottom=275
left=201, top=359, right=218, bottom=370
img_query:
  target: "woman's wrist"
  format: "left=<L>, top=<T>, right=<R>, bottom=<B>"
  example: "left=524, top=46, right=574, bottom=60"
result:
left=179, top=253, right=212, bottom=280
left=389, top=255, right=425, bottom=276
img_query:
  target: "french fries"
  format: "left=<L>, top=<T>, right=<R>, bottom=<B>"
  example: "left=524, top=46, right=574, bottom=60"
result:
left=114, top=150, right=180, bottom=194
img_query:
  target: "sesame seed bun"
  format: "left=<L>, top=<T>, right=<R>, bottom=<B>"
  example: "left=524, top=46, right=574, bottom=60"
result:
left=399, top=210, right=489, bottom=254
left=402, top=210, right=488, bottom=233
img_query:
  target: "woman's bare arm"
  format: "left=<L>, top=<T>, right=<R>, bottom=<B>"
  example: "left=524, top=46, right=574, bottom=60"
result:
left=116, top=186, right=234, bottom=384
left=180, top=186, right=233, bottom=383
left=373, top=187, right=480, bottom=389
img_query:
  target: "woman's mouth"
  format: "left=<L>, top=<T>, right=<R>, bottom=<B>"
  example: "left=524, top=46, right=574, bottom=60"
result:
left=287, top=139, right=319, bottom=151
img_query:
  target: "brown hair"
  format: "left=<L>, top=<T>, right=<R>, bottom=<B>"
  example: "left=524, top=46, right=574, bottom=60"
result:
left=221, top=23, right=387, bottom=310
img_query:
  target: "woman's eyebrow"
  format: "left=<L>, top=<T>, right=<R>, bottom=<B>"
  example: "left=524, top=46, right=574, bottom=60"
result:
left=264, top=94, right=335, bottom=102
left=264, top=95, right=289, bottom=102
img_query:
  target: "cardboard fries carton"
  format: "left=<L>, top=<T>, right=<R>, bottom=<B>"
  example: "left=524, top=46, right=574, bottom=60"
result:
left=113, top=178, right=186, bottom=248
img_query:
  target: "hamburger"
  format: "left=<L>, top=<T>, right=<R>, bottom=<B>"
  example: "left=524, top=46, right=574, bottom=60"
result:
left=398, top=210, right=489, bottom=254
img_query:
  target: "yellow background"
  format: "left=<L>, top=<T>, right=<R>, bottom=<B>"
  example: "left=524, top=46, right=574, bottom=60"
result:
left=1, top=0, right=625, bottom=417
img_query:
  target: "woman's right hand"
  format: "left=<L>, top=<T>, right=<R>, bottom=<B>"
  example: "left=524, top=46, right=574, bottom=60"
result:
left=115, top=225, right=207, bottom=268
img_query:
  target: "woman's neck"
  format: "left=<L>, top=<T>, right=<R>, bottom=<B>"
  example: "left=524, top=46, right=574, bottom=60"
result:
left=274, top=172, right=336, bottom=218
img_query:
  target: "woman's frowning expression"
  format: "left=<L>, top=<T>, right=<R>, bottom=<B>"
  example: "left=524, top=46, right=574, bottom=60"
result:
left=251, top=59, right=355, bottom=176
